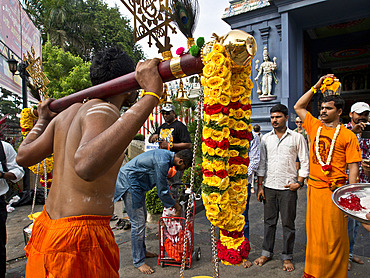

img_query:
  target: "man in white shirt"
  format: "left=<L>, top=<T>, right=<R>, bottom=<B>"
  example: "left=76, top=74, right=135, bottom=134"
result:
left=0, top=140, right=24, bottom=277
left=253, top=104, right=309, bottom=272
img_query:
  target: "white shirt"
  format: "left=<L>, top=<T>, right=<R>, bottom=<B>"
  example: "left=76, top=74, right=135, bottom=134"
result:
left=256, top=128, right=309, bottom=190
left=0, top=141, right=24, bottom=196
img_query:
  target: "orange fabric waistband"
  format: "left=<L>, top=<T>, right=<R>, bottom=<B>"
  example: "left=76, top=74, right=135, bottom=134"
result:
left=37, top=206, right=112, bottom=229
left=308, top=175, right=346, bottom=190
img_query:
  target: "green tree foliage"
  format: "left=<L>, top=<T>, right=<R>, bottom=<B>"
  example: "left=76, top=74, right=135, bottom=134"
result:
left=42, top=41, right=91, bottom=98
left=23, top=0, right=144, bottom=62
left=0, top=88, right=22, bottom=124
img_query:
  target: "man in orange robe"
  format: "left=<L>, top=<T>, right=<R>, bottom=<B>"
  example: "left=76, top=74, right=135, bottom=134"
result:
left=17, top=47, right=164, bottom=277
left=294, top=74, right=362, bottom=278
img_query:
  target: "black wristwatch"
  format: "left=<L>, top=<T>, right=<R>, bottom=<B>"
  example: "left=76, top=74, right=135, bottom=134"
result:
left=297, top=181, right=304, bottom=188
left=0, top=171, right=4, bottom=179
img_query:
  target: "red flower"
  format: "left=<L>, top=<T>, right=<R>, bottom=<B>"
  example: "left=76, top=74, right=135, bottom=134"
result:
left=229, top=157, right=243, bottom=165
left=239, top=240, right=251, bottom=259
left=206, top=104, right=223, bottom=115
left=217, top=240, right=227, bottom=260
left=224, top=248, right=243, bottom=264
left=221, top=229, right=243, bottom=239
left=229, top=102, right=240, bottom=110
left=241, top=104, right=251, bottom=111
left=216, top=170, right=228, bottom=179
left=202, top=168, right=214, bottom=177
left=322, top=164, right=332, bottom=172
left=218, top=139, right=230, bottom=150
left=176, top=47, right=185, bottom=56
left=222, top=106, right=230, bottom=115
left=204, top=138, right=218, bottom=149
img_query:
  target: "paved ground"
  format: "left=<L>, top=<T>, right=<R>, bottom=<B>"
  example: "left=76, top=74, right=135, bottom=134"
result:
left=4, top=187, right=370, bottom=278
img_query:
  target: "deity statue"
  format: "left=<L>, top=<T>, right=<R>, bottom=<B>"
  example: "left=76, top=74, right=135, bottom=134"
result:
left=255, top=46, right=278, bottom=99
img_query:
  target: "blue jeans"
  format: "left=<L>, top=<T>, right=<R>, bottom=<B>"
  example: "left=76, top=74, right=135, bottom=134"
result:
left=242, top=184, right=252, bottom=240
left=348, top=217, right=360, bottom=261
left=123, top=191, right=147, bottom=267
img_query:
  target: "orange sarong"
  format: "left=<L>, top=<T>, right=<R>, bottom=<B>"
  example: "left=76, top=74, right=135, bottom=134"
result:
left=304, top=181, right=349, bottom=278
left=25, top=207, right=119, bottom=278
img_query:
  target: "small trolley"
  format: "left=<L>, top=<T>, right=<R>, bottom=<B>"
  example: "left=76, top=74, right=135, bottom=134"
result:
left=158, top=186, right=201, bottom=268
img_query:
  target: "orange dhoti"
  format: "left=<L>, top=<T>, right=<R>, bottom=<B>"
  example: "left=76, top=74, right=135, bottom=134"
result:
left=304, top=183, right=349, bottom=278
left=25, top=207, right=119, bottom=278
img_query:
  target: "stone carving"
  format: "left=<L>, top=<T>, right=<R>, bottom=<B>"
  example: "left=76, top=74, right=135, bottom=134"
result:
left=255, top=46, right=278, bottom=101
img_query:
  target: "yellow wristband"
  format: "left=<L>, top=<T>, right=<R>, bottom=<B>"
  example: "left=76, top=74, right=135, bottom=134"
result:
left=141, top=90, right=160, bottom=102
left=311, top=86, right=318, bottom=94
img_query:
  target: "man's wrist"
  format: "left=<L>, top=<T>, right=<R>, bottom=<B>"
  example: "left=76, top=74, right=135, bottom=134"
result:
left=297, top=181, right=304, bottom=188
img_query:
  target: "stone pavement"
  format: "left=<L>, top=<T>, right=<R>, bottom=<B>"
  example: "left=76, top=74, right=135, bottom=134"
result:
left=4, top=187, right=370, bottom=278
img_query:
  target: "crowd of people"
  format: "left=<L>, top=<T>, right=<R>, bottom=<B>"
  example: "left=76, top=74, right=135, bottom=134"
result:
left=0, top=47, right=369, bottom=277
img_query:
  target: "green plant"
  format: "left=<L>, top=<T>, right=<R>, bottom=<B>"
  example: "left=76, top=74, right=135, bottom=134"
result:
left=145, top=187, right=164, bottom=214
left=134, top=133, right=145, bottom=141
left=182, top=163, right=202, bottom=195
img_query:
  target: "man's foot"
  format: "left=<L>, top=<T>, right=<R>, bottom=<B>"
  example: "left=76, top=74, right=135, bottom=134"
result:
left=251, top=187, right=255, bottom=194
left=352, top=256, right=364, bottom=264
left=283, top=259, right=295, bottom=272
left=145, top=251, right=158, bottom=258
left=243, top=259, right=253, bottom=268
left=137, top=263, right=155, bottom=274
left=254, top=256, right=271, bottom=266
left=348, top=261, right=352, bottom=271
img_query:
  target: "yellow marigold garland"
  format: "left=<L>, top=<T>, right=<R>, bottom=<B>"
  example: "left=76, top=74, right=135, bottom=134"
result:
left=20, top=108, right=54, bottom=188
left=201, top=43, right=253, bottom=265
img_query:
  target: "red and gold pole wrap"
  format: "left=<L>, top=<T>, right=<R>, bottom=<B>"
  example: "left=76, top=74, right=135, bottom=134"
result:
left=49, top=54, right=203, bottom=113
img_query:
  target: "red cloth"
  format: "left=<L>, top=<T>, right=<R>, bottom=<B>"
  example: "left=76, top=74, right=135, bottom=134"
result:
left=25, top=207, right=119, bottom=277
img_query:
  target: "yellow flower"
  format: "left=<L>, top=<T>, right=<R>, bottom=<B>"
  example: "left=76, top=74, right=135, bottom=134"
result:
left=213, top=160, right=226, bottom=171
left=210, top=113, right=223, bottom=122
left=240, top=140, right=249, bottom=148
left=223, top=88, right=232, bottom=96
left=229, top=150, right=239, bottom=157
left=224, top=59, right=231, bottom=69
left=202, top=193, right=211, bottom=206
left=228, top=118, right=236, bottom=129
left=231, top=85, right=246, bottom=97
left=245, top=65, right=252, bottom=75
left=208, top=147, right=215, bottom=156
left=215, top=148, right=226, bottom=157
left=203, top=114, right=211, bottom=124
left=247, top=124, right=253, bottom=132
left=231, top=95, right=241, bottom=102
left=244, top=89, right=252, bottom=98
left=234, top=121, right=248, bottom=131
left=209, top=88, right=222, bottom=98
left=211, top=130, right=223, bottom=141
left=218, top=95, right=230, bottom=106
left=201, top=76, right=208, bottom=87
left=230, top=182, right=243, bottom=193
left=203, top=63, right=217, bottom=77
left=215, top=65, right=229, bottom=78
left=204, top=97, right=218, bottom=105
left=233, top=109, right=245, bottom=119
left=244, top=110, right=251, bottom=119
left=219, top=177, right=230, bottom=190
left=246, top=78, right=254, bottom=89
left=218, top=115, right=229, bottom=126
left=219, top=191, right=230, bottom=204
left=208, top=192, right=221, bottom=204
left=222, top=127, right=230, bottom=138
left=240, top=96, right=249, bottom=105
left=222, top=79, right=231, bottom=90
left=211, top=53, right=225, bottom=66
left=203, top=127, right=212, bottom=139
left=206, top=204, right=220, bottom=217
left=228, top=165, right=239, bottom=176
left=237, top=193, right=246, bottom=203
left=229, top=137, right=241, bottom=145
left=212, top=43, right=225, bottom=53
left=202, top=143, right=208, bottom=155
left=207, top=76, right=224, bottom=89
left=204, top=52, right=214, bottom=63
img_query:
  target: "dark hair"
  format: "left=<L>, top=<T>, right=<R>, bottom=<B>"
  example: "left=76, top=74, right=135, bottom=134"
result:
left=321, top=95, right=345, bottom=112
left=270, top=104, right=288, bottom=116
left=253, top=124, right=261, bottom=132
left=175, top=149, right=193, bottom=168
left=90, top=46, right=135, bottom=86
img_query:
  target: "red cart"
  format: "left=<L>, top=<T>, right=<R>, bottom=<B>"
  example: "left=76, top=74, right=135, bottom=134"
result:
left=158, top=191, right=201, bottom=268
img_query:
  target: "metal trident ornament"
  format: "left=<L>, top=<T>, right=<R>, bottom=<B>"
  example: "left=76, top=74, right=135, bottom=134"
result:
left=23, top=46, right=50, bottom=100
left=120, top=0, right=176, bottom=58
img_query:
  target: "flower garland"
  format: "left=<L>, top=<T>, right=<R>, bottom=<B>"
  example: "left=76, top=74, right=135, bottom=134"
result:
left=315, top=124, right=341, bottom=176
left=20, top=108, right=53, bottom=188
left=201, top=43, right=253, bottom=265
left=319, top=76, right=341, bottom=96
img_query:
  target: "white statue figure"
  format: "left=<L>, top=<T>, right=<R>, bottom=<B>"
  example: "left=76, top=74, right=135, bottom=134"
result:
left=255, top=46, right=277, bottom=97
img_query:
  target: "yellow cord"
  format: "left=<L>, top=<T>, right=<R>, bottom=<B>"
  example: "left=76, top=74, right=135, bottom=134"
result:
left=141, top=90, right=161, bottom=102
left=311, top=86, right=318, bottom=94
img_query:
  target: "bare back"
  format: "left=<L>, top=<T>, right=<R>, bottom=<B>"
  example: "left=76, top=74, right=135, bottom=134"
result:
left=46, top=99, right=124, bottom=219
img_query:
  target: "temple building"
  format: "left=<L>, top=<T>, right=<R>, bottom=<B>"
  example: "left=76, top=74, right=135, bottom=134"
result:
left=222, top=0, right=370, bottom=131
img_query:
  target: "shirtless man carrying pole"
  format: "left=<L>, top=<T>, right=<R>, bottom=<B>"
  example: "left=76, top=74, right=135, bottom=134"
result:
left=16, top=47, right=165, bottom=277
